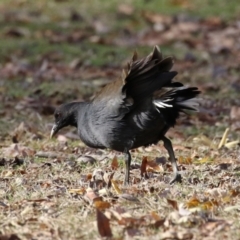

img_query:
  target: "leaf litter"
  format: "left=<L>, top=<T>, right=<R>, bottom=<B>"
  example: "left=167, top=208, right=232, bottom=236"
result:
left=0, top=1, right=240, bottom=239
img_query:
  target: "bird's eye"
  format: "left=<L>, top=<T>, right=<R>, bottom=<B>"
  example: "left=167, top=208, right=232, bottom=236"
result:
left=55, top=112, right=61, bottom=119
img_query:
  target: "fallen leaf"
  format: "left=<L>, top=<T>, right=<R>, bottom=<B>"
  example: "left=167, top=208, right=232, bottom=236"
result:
left=167, top=199, right=179, bottom=210
left=195, top=157, right=213, bottom=165
left=0, top=234, right=21, bottom=240
left=146, top=159, right=164, bottom=172
left=94, top=200, right=111, bottom=210
left=69, top=188, right=86, bottom=195
left=111, top=180, right=122, bottom=194
left=218, top=128, right=229, bottom=149
left=140, top=156, right=148, bottom=177
left=96, top=209, right=112, bottom=238
left=178, top=156, right=192, bottom=165
left=111, top=156, right=119, bottom=170
left=186, top=197, right=201, bottom=208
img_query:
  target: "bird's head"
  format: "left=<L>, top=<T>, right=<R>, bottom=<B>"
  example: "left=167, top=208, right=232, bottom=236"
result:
left=50, top=102, right=80, bottom=138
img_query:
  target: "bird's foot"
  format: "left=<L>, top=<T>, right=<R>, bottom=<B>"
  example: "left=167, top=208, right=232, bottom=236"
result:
left=170, top=173, right=182, bottom=185
left=124, top=178, right=130, bottom=186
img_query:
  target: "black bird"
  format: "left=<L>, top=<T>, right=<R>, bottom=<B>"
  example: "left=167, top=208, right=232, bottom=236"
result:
left=50, top=46, right=200, bottom=185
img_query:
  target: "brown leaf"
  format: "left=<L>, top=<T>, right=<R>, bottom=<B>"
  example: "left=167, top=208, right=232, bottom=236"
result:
left=150, top=211, right=161, bottom=221
left=111, top=156, right=119, bottom=170
left=154, top=219, right=165, bottom=228
left=140, top=156, right=148, bottom=177
left=167, top=199, right=179, bottom=210
left=103, top=172, right=115, bottom=188
left=146, top=159, right=164, bottom=172
left=186, top=197, right=201, bottom=208
left=186, top=197, right=218, bottom=210
left=96, top=209, right=112, bottom=238
left=150, top=212, right=165, bottom=228
left=111, top=180, right=122, bottom=194
left=0, top=234, right=21, bottom=240
left=178, top=156, right=192, bottom=165
left=201, top=200, right=218, bottom=210
left=230, top=189, right=240, bottom=197
left=69, top=188, right=86, bottom=195
left=222, top=189, right=240, bottom=203
left=94, top=200, right=111, bottom=210
left=3, top=144, right=35, bottom=158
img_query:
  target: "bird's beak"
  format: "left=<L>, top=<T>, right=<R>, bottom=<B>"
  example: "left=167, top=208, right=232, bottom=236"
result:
left=50, top=124, right=58, bottom=139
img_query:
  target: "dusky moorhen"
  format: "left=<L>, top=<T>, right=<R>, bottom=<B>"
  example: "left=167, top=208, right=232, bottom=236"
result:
left=51, top=46, right=200, bottom=185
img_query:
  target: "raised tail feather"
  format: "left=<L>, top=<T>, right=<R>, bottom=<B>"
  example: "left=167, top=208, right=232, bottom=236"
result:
left=121, top=46, right=200, bottom=125
left=154, top=87, right=200, bottom=126
left=122, top=46, right=177, bottom=101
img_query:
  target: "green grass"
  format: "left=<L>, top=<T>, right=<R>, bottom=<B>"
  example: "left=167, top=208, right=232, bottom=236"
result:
left=0, top=0, right=239, bottom=65
left=2, top=0, right=238, bottom=20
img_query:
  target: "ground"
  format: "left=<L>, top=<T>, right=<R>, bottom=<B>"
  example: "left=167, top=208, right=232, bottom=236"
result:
left=0, top=0, right=240, bottom=239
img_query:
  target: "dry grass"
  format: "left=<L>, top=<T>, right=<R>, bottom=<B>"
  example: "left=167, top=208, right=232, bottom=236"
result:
left=0, top=0, right=240, bottom=239
left=1, top=124, right=240, bottom=239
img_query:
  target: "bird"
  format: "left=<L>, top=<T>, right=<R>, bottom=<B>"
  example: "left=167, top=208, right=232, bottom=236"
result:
left=50, top=46, right=200, bottom=185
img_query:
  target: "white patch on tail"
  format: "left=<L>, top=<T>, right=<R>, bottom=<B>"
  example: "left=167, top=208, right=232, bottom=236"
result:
left=177, top=99, right=199, bottom=111
left=154, top=99, right=173, bottom=108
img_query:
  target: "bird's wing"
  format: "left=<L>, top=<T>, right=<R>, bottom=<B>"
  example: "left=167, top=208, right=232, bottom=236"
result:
left=122, top=46, right=177, bottom=101
left=93, top=46, right=177, bottom=113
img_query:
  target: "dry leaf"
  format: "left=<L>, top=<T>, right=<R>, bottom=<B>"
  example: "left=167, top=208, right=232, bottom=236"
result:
left=167, top=199, right=179, bottom=210
left=111, top=180, right=122, bottom=194
left=218, top=128, right=229, bottom=149
left=146, top=160, right=164, bottom=172
left=3, top=144, right=35, bottom=158
left=96, top=209, right=112, bottom=238
left=178, top=156, right=192, bottom=165
left=0, top=234, right=21, bottom=240
left=94, top=200, right=111, bottom=210
left=186, top=197, right=201, bottom=208
left=69, top=188, right=86, bottom=195
left=140, top=156, right=148, bottom=177
left=224, top=140, right=239, bottom=149
left=103, top=172, right=115, bottom=188
left=150, top=211, right=161, bottom=221
left=186, top=197, right=218, bottom=210
left=195, top=157, right=213, bottom=165
left=111, top=156, right=118, bottom=170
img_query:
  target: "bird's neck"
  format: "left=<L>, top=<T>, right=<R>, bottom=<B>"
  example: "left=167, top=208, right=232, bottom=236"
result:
left=67, top=102, right=89, bottom=128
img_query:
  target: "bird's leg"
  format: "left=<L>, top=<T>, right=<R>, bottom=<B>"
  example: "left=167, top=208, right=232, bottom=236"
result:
left=162, top=136, right=182, bottom=184
left=124, top=150, right=131, bottom=185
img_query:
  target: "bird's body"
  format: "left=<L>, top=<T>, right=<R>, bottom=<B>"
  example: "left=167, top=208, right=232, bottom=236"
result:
left=77, top=99, right=166, bottom=151
left=51, top=46, right=200, bottom=184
